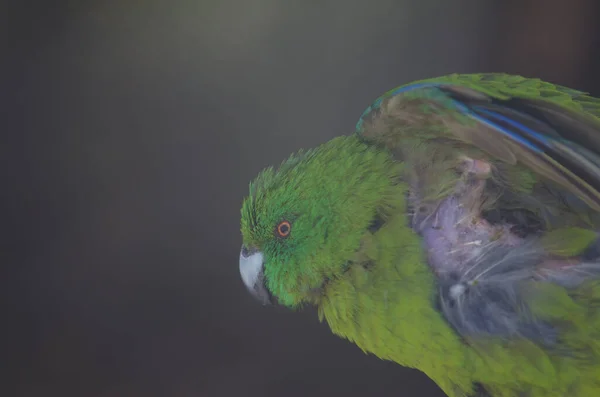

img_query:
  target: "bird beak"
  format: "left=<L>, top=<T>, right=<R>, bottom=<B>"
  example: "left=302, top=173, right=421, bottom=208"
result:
left=239, top=245, right=272, bottom=305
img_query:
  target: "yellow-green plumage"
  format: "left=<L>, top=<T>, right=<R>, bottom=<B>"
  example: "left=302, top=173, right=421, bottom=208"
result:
left=318, top=182, right=478, bottom=396
left=239, top=74, right=600, bottom=397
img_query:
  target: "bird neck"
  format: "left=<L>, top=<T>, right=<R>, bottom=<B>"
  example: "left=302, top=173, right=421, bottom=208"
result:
left=316, top=209, right=474, bottom=396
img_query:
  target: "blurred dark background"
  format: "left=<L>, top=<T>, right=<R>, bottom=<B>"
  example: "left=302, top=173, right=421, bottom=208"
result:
left=4, top=0, right=600, bottom=396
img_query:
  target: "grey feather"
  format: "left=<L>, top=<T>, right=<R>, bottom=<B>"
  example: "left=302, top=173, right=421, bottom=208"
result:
left=414, top=177, right=600, bottom=344
left=437, top=240, right=558, bottom=344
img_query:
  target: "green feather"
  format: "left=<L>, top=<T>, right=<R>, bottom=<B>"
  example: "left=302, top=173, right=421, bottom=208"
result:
left=407, top=73, right=600, bottom=118
left=318, top=193, right=477, bottom=396
left=241, top=136, right=404, bottom=307
left=540, top=227, right=598, bottom=257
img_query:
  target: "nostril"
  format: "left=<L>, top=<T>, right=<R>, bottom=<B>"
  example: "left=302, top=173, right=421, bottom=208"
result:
left=241, top=245, right=250, bottom=258
left=241, top=245, right=257, bottom=258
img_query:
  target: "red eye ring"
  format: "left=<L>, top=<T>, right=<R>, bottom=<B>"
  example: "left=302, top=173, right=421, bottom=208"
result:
left=276, top=220, right=291, bottom=238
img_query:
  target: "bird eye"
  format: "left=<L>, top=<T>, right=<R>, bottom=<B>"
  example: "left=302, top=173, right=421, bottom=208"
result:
left=275, top=220, right=291, bottom=238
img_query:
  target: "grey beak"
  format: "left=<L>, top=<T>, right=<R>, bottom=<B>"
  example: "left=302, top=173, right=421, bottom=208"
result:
left=239, top=245, right=272, bottom=305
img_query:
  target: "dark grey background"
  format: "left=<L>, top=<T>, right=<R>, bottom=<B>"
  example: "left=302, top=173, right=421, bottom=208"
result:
left=5, top=0, right=600, bottom=396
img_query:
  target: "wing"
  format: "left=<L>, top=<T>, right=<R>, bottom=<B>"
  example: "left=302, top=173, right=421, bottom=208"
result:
left=356, top=74, right=600, bottom=356
left=356, top=73, right=600, bottom=219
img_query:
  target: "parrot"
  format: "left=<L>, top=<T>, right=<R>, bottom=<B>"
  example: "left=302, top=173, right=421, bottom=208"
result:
left=237, top=73, right=600, bottom=397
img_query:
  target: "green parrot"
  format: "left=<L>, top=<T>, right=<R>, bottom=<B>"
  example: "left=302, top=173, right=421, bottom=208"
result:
left=238, top=74, right=600, bottom=397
